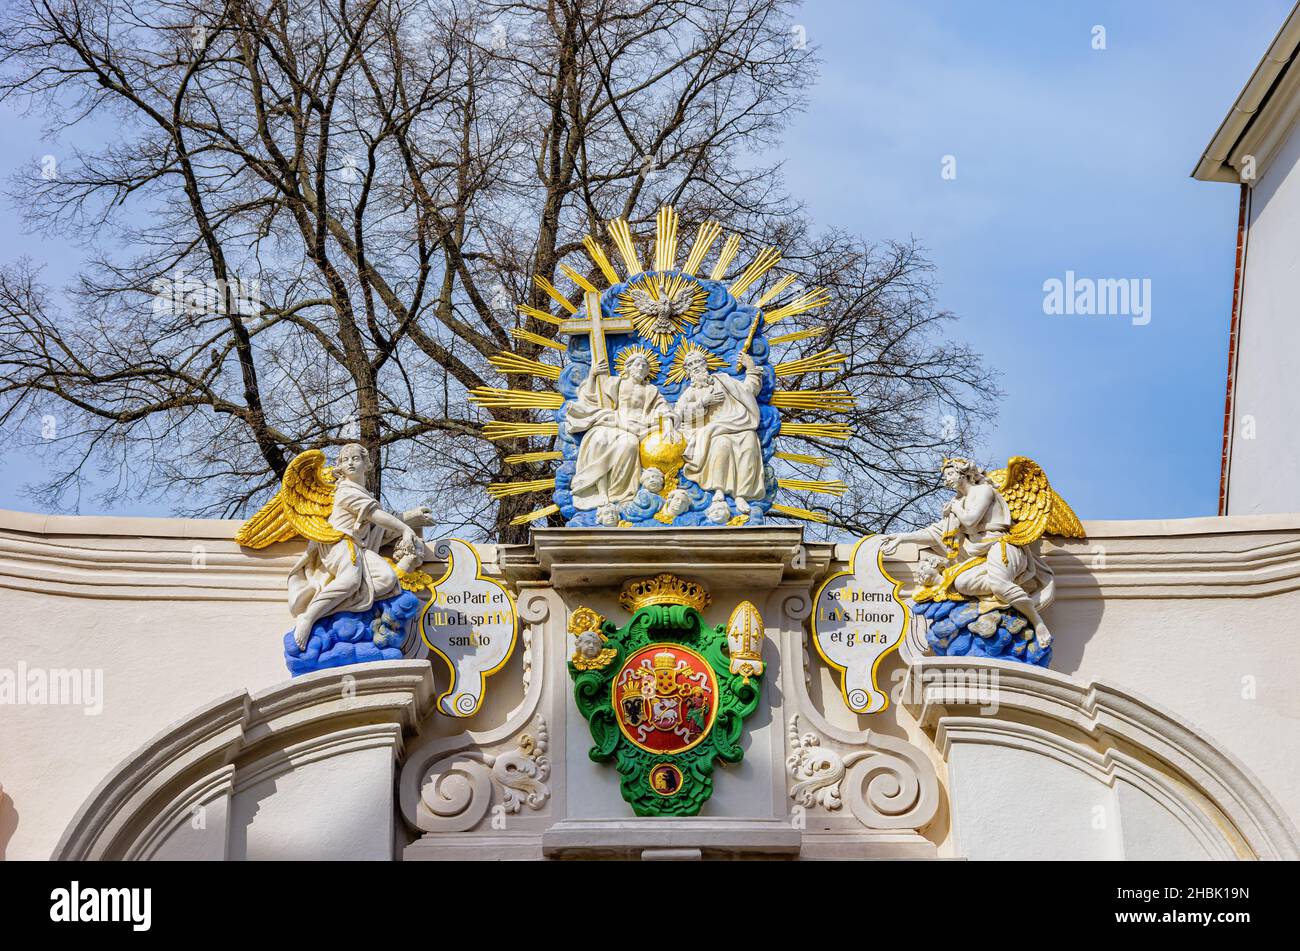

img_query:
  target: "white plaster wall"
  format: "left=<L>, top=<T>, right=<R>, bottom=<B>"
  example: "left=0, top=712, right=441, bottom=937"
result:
left=0, top=522, right=290, bottom=860
left=945, top=742, right=1218, bottom=860
left=229, top=746, right=396, bottom=861
left=1116, top=783, right=1215, bottom=861
left=946, top=744, right=1120, bottom=860
left=1228, top=113, right=1300, bottom=516
left=1044, top=516, right=1300, bottom=826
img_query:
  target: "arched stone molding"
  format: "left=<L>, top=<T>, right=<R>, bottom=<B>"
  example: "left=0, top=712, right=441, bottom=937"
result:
left=52, top=660, right=435, bottom=860
left=903, top=657, right=1300, bottom=860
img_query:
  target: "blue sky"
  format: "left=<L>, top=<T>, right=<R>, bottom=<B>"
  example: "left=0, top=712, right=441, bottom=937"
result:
left=0, top=0, right=1291, bottom=520
left=780, top=0, right=1294, bottom=520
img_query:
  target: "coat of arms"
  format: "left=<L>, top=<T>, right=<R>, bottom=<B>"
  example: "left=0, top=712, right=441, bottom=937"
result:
left=614, top=645, right=717, bottom=753
left=567, top=574, right=765, bottom=816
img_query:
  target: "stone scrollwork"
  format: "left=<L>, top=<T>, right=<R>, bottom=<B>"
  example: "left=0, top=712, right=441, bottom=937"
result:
left=414, top=715, right=551, bottom=832
left=492, top=717, right=551, bottom=814
left=516, top=587, right=553, bottom=693
left=787, top=715, right=851, bottom=811
left=785, top=715, right=939, bottom=832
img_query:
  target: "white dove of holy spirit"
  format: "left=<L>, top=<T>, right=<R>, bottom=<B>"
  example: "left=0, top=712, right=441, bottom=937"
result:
left=617, top=276, right=708, bottom=352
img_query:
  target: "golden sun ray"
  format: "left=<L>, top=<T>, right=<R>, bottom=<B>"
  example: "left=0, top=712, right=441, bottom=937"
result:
left=583, top=235, right=621, bottom=284
left=607, top=218, right=642, bottom=276
left=533, top=275, right=578, bottom=314
left=755, top=274, right=798, bottom=308
left=482, top=421, right=560, bottom=441
left=654, top=206, right=679, bottom=273
left=509, top=503, right=560, bottom=526
left=769, top=502, right=830, bottom=523
left=504, top=450, right=563, bottom=464
left=558, top=262, right=599, bottom=294
left=729, top=246, right=782, bottom=298
left=777, top=477, right=848, bottom=497
left=486, top=478, right=556, bottom=500
left=511, top=328, right=567, bottom=352
left=682, top=221, right=722, bottom=276
left=470, top=388, right=565, bottom=410
left=763, top=287, right=831, bottom=323
left=767, top=326, right=826, bottom=345
left=517, top=303, right=564, bottom=326
left=769, top=389, right=856, bottom=412
left=489, top=352, right=561, bottom=381
left=709, top=233, right=741, bottom=280
left=773, top=349, right=848, bottom=378
left=774, top=450, right=831, bottom=467
left=780, top=421, right=853, bottom=441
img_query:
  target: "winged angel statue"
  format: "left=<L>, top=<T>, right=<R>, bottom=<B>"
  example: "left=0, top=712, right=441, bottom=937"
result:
left=881, top=456, right=1083, bottom=664
left=236, top=445, right=433, bottom=651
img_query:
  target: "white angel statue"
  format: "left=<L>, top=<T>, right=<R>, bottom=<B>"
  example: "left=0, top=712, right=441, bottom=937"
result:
left=236, top=445, right=433, bottom=649
left=880, top=456, right=1083, bottom=647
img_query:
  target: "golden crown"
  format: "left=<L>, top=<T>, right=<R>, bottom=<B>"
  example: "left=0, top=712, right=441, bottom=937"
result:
left=654, top=651, right=676, bottom=670
left=618, top=573, right=711, bottom=614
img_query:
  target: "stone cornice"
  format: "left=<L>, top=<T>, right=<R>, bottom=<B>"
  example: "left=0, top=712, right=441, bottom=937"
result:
left=2, top=507, right=1299, bottom=600
left=503, top=526, right=832, bottom=588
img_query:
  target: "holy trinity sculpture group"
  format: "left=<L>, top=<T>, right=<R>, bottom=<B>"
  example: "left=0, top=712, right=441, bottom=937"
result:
left=234, top=207, right=1084, bottom=688
left=473, top=206, right=850, bottom=528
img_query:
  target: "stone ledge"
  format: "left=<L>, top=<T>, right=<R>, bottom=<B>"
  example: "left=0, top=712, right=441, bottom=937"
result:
left=504, top=526, right=832, bottom=589
left=541, top=817, right=803, bottom=859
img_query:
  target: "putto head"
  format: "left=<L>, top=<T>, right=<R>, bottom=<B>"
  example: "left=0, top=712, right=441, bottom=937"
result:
left=662, top=488, right=691, bottom=518
left=640, top=467, right=666, bottom=494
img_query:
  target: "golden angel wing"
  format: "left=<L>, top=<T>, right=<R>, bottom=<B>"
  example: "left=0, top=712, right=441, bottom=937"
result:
left=987, top=456, right=1084, bottom=546
left=234, top=449, right=344, bottom=548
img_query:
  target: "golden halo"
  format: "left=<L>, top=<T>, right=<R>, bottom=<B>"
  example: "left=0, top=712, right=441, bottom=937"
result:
left=614, top=345, right=662, bottom=379
left=666, top=341, right=726, bottom=385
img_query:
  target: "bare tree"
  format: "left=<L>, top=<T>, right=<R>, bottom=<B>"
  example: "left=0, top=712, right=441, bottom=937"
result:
left=0, top=0, right=996, bottom=540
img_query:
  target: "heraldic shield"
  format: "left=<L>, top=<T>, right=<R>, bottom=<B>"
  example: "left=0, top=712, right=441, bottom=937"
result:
left=566, top=574, right=764, bottom=817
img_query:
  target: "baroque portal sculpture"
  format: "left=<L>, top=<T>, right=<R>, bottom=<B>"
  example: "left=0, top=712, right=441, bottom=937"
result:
left=475, top=206, right=853, bottom=529
left=881, top=456, right=1084, bottom=666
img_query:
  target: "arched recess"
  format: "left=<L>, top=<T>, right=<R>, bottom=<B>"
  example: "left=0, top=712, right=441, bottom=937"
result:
left=902, top=657, right=1299, bottom=860
left=53, top=661, right=435, bottom=860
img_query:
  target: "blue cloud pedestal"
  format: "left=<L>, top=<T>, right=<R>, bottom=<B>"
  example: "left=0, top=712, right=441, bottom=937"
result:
left=283, top=590, right=422, bottom=676
left=912, top=599, right=1052, bottom=667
